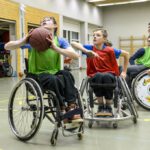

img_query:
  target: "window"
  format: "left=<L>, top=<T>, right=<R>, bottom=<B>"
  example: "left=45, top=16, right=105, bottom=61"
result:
left=63, top=30, right=80, bottom=43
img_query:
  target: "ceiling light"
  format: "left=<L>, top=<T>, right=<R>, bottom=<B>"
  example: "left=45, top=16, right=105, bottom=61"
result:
left=87, top=0, right=106, bottom=2
left=98, top=0, right=149, bottom=7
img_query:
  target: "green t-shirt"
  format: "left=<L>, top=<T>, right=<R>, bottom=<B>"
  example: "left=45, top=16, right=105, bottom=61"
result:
left=136, top=47, right=150, bottom=67
left=28, top=36, right=60, bottom=74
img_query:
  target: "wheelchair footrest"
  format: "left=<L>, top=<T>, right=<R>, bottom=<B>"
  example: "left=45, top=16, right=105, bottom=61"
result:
left=63, top=121, right=82, bottom=130
left=95, top=112, right=113, bottom=117
left=61, top=108, right=82, bottom=120
left=95, top=114, right=114, bottom=118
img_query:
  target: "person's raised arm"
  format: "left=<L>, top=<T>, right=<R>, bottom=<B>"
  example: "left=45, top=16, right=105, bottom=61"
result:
left=120, top=50, right=129, bottom=78
left=129, top=48, right=145, bottom=65
left=5, top=30, right=33, bottom=50
left=53, top=46, right=79, bottom=59
left=46, top=35, right=79, bottom=59
left=71, top=41, right=99, bottom=57
left=5, top=38, right=26, bottom=50
left=71, top=42, right=89, bottom=54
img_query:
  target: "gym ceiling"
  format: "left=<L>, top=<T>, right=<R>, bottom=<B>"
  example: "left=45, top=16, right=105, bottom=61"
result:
left=86, top=0, right=150, bottom=7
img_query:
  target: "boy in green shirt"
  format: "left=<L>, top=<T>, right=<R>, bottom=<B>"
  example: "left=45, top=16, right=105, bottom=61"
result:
left=5, top=16, right=82, bottom=122
left=126, top=36, right=150, bottom=88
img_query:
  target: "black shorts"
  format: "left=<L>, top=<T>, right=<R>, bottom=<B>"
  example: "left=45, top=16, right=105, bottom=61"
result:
left=91, top=72, right=116, bottom=100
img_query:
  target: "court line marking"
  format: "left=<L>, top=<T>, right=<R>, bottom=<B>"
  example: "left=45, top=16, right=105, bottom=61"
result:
left=0, top=100, right=9, bottom=103
left=143, top=118, right=150, bottom=122
left=0, top=108, right=8, bottom=112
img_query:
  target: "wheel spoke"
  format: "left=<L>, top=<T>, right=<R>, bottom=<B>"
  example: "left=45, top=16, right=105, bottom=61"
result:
left=8, top=79, right=44, bottom=141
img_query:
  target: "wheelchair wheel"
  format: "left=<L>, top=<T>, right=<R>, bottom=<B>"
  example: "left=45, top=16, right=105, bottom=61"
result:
left=119, top=77, right=138, bottom=123
left=6, top=64, right=13, bottom=77
left=88, top=120, right=93, bottom=128
left=77, top=122, right=84, bottom=140
left=121, top=77, right=138, bottom=118
left=113, top=123, right=118, bottom=129
left=132, top=70, right=150, bottom=110
left=8, top=78, right=44, bottom=141
left=50, top=129, right=59, bottom=146
left=76, top=90, right=84, bottom=119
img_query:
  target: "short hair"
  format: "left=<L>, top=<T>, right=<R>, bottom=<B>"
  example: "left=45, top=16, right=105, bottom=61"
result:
left=41, top=16, right=58, bottom=35
left=93, top=28, right=108, bottom=38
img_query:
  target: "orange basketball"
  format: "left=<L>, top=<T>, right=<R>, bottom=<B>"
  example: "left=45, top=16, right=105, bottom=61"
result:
left=28, top=27, right=52, bottom=52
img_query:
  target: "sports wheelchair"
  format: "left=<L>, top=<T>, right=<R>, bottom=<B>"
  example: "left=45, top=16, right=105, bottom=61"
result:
left=131, top=69, right=150, bottom=110
left=8, top=70, right=84, bottom=146
left=79, top=74, right=138, bottom=129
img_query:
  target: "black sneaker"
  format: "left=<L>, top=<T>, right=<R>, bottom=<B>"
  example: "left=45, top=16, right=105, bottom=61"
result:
left=105, top=105, right=113, bottom=117
left=95, top=105, right=105, bottom=117
left=98, top=105, right=104, bottom=112
left=95, top=105, right=113, bottom=117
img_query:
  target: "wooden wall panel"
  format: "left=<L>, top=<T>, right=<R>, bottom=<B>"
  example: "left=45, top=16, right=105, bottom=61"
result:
left=0, top=1, right=60, bottom=74
left=0, top=0, right=20, bottom=74
left=25, top=6, right=60, bottom=35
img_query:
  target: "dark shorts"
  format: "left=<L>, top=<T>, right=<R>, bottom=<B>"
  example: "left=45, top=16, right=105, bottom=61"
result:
left=26, top=70, right=77, bottom=106
left=91, top=72, right=116, bottom=100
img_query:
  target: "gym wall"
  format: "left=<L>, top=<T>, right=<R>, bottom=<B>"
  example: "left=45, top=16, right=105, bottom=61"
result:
left=0, top=0, right=60, bottom=75
left=11, top=0, right=102, bottom=26
left=0, top=0, right=20, bottom=76
left=103, top=2, right=150, bottom=49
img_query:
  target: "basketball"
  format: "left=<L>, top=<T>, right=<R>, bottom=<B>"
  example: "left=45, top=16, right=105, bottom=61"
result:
left=28, top=27, right=52, bottom=52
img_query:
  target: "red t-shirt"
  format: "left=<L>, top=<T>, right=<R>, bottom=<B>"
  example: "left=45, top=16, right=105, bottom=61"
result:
left=86, top=46, right=119, bottom=77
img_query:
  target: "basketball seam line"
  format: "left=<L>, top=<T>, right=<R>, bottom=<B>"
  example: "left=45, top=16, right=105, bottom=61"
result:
left=38, top=28, right=48, bottom=51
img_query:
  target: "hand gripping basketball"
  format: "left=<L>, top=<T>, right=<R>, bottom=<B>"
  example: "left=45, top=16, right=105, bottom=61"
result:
left=28, top=27, right=52, bottom=52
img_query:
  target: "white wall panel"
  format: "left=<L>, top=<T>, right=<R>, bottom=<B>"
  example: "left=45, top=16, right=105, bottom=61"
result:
left=103, top=2, right=150, bottom=48
left=63, top=18, right=80, bottom=32
left=88, top=24, right=99, bottom=44
left=11, top=0, right=102, bottom=26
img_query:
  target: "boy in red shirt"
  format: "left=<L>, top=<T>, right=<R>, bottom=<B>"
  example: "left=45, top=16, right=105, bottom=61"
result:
left=71, top=28, right=128, bottom=116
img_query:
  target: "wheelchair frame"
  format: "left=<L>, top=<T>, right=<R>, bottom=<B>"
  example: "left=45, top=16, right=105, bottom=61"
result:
left=131, top=69, right=150, bottom=110
left=8, top=76, right=84, bottom=146
left=79, top=76, right=138, bottom=129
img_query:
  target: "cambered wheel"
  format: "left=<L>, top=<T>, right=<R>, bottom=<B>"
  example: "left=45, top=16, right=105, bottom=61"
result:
left=88, top=121, right=93, bottom=128
left=132, top=70, right=150, bottom=111
left=77, top=133, right=83, bottom=140
left=113, top=123, right=118, bottom=129
left=121, top=103, right=127, bottom=110
left=78, top=122, right=84, bottom=140
left=8, top=78, right=44, bottom=141
left=50, top=129, right=59, bottom=146
left=121, top=77, right=138, bottom=117
left=119, top=77, right=138, bottom=123
left=133, top=116, right=137, bottom=124
left=6, top=65, right=13, bottom=77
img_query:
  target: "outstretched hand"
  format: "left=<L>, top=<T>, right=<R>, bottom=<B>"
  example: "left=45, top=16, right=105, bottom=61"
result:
left=86, top=51, right=99, bottom=57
